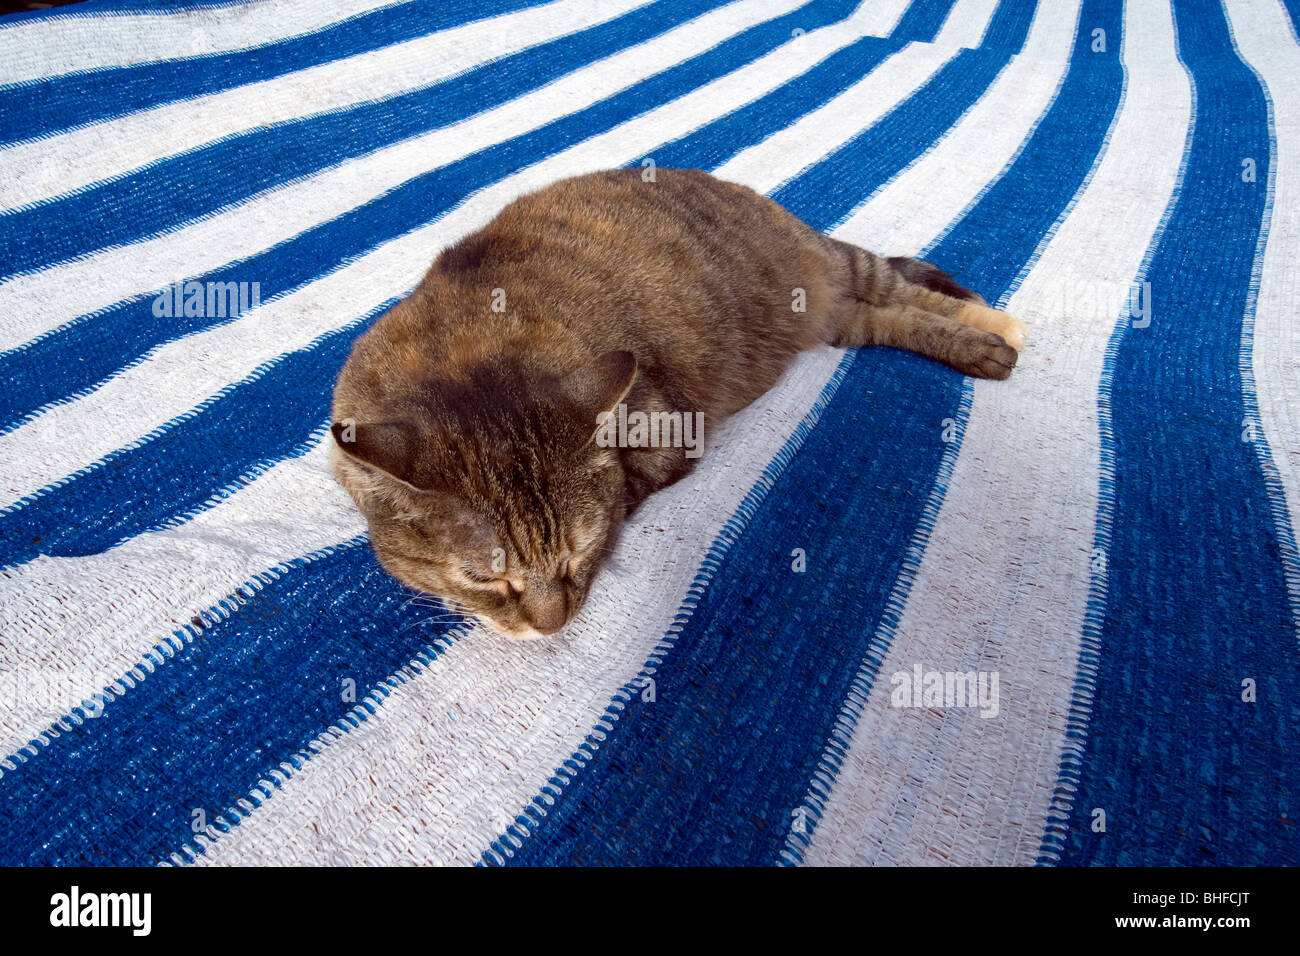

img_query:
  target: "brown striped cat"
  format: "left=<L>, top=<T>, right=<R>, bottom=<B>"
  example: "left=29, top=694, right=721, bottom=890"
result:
left=330, top=168, right=1026, bottom=640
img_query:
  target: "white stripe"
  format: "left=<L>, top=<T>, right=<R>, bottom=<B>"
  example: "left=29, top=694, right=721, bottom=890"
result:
left=799, top=0, right=1193, bottom=866
left=0, top=0, right=653, bottom=212
left=0, top=0, right=802, bottom=355
left=1223, top=0, right=1300, bottom=640
left=847, top=0, right=913, bottom=38
left=0, top=0, right=412, bottom=89
left=0, top=1, right=906, bottom=771
left=182, top=39, right=1045, bottom=869
left=932, top=0, right=1001, bottom=49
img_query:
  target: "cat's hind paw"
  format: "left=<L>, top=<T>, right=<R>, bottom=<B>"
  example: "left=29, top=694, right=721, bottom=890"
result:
left=997, top=312, right=1028, bottom=351
left=955, top=301, right=1028, bottom=352
left=953, top=328, right=1018, bottom=381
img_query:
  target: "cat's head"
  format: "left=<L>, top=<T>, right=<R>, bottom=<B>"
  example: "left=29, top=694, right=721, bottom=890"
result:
left=331, top=349, right=636, bottom=640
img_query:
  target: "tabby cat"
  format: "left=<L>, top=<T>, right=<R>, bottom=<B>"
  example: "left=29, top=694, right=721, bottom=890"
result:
left=331, top=168, right=1025, bottom=639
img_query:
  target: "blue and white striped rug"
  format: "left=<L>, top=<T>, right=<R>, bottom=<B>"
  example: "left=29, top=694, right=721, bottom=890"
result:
left=1, top=0, right=1297, bottom=866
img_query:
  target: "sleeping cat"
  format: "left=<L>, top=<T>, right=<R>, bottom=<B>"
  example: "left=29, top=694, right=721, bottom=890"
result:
left=330, top=168, right=1025, bottom=640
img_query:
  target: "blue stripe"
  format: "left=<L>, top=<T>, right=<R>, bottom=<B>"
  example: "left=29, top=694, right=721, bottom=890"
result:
left=0, top=0, right=540, bottom=145
left=927, top=0, right=1120, bottom=298
left=648, top=0, right=966, bottom=170
left=1041, top=0, right=1300, bottom=867
left=487, top=0, right=1140, bottom=868
left=0, top=0, right=732, bottom=276
left=0, top=539, right=465, bottom=866
left=0, top=0, right=859, bottom=561
left=1282, top=0, right=1300, bottom=35
left=780, top=0, right=1112, bottom=864
left=890, top=0, right=958, bottom=41
left=0, top=0, right=874, bottom=864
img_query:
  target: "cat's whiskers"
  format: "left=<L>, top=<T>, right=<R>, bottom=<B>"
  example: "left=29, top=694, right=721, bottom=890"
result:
left=400, top=612, right=471, bottom=633
left=401, top=593, right=467, bottom=611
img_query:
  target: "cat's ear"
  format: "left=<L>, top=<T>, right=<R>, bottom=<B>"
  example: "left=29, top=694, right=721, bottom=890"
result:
left=331, top=419, right=423, bottom=488
left=556, top=350, right=638, bottom=427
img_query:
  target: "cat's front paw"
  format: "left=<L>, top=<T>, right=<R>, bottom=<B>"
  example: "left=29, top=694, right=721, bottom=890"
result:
left=954, top=329, right=1018, bottom=380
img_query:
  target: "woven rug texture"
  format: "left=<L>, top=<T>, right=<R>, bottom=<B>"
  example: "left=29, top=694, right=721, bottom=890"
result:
left=0, top=0, right=1297, bottom=866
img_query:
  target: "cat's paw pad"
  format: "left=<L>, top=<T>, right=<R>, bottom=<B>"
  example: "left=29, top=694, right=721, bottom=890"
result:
left=958, top=330, right=1018, bottom=381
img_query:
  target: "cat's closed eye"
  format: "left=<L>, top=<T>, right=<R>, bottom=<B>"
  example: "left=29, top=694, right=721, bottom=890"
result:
left=459, top=566, right=520, bottom=597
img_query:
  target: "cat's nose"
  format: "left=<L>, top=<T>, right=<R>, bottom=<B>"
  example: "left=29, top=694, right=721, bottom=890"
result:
left=525, top=591, right=569, bottom=635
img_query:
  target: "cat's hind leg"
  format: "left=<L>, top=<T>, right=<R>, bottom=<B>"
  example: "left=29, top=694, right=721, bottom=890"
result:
left=835, top=300, right=1018, bottom=380
left=820, top=238, right=1027, bottom=350
left=817, top=238, right=1020, bottom=379
left=900, top=279, right=1028, bottom=351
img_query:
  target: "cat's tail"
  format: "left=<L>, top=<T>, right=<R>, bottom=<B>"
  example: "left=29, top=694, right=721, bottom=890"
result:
left=885, top=256, right=988, bottom=306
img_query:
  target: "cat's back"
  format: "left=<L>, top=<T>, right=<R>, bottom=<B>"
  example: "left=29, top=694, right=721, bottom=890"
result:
left=337, top=168, right=832, bottom=427
left=425, top=168, right=823, bottom=323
